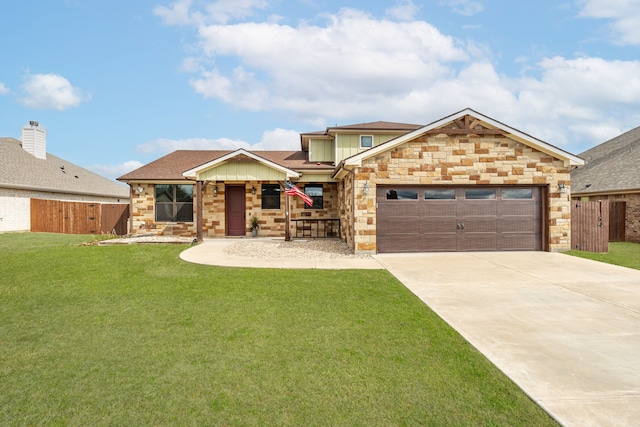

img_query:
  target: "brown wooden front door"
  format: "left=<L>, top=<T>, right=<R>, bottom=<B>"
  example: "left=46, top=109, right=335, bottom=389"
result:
left=226, top=186, right=246, bottom=236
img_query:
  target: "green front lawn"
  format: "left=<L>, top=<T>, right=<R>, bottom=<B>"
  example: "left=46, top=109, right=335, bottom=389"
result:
left=0, top=233, right=556, bottom=426
left=566, top=241, right=640, bottom=270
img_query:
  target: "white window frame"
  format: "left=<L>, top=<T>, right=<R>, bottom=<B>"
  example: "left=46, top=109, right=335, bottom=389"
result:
left=360, top=135, right=373, bottom=148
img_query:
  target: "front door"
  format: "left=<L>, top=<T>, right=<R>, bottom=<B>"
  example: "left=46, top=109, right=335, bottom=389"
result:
left=226, top=185, right=246, bottom=236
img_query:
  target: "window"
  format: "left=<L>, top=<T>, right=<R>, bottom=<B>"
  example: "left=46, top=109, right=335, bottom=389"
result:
left=262, top=184, right=281, bottom=209
left=465, top=189, right=496, bottom=200
left=360, top=135, right=373, bottom=148
left=155, top=184, right=194, bottom=222
left=503, top=188, right=533, bottom=199
left=386, top=189, right=418, bottom=200
left=305, top=184, right=323, bottom=209
left=425, top=189, right=456, bottom=200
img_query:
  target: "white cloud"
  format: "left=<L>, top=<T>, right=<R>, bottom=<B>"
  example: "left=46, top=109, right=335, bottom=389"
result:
left=87, top=160, right=144, bottom=181
left=189, top=8, right=468, bottom=119
left=385, top=0, right=420, bottom=21
left=578, top=0, right=640, bottom=45
left=165, top=3, right=640, bottom=153
left=0, top=83, right=9, bottom=95
left=154, top=0, right=269, bottom=25
left=20, top=73, right=88, bottom=111
left=438, top=0, right=485, bottom=16
left=135, top=128, right=299, bottom=156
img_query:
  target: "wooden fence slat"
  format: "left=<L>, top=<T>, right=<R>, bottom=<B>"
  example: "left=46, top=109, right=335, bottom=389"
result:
left=609, top=201, right=626, bottom=242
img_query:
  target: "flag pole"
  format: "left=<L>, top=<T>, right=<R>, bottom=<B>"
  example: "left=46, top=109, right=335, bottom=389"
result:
left=284, top=181, right=291, bottom=241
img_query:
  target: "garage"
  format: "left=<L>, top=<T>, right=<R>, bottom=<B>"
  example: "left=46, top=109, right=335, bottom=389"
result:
left=376, top=186, right=544, bottom=253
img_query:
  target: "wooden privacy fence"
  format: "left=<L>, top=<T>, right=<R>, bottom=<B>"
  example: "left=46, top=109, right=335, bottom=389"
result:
left=609, top=201, right=626, bottom=242
left=571, top=200, right=609, bottom=252
left=31, top=199, right=129, bottom=235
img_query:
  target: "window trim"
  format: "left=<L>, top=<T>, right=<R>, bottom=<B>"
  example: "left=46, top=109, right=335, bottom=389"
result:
left=360, top=135, right=373, bottom=148
left=304, top=184, right=324, bottom=210
left=261, top=184, right=281, bottom=210
left=154, top=184, right=194, bottom=223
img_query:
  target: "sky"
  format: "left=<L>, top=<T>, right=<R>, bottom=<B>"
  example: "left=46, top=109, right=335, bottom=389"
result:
left=2, top=0, right=640, bottom=181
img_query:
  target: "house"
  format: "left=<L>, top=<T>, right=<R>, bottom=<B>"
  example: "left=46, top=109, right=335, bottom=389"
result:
left=118, top=108, right=584, bottom=253
left=571, top=125, right=640, bottom=243
left=0, top=122, right=129, bottom=233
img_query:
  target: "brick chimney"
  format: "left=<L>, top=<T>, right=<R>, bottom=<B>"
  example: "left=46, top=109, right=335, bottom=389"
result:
left=21, top=121, right=47, bottom=160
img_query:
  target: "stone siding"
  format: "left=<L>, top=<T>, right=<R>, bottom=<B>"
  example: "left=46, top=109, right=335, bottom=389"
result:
left=129, top=181, right=339, bottom=238
left=352, top=134, right=572, bottom=253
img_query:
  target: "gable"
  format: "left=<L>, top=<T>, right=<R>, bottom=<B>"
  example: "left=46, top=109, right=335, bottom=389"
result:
left=338, top=109, right=584, bottom=174
left=182, top=149, right=300, bottom=181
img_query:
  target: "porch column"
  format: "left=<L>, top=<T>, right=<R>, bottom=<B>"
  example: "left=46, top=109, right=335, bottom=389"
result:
left=196, top=180, right=203, bottom=242
left=285, top=185, right=291, bottom=241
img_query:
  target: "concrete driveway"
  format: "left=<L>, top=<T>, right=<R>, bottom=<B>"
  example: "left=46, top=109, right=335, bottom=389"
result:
left=373, top=251, right=640, bottom=427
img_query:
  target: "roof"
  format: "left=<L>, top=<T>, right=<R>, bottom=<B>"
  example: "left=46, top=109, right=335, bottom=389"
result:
left=118, top=150, right=334, bottom=182
left=0, top=137, right=129, bottom=199
left=335, top=108, right=584, bottom=178
left=571, top=124, right=640, bottom=196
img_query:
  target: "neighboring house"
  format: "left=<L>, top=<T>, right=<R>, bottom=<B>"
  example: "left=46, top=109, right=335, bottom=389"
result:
left=0, top=122, right=129, bottom=233
left=118, top=108, right=584, bottom=254
left=571, top=125, right=640, bottom=243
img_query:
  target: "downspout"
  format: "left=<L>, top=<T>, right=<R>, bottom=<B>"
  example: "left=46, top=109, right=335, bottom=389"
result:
left=128, top=184, right=134, bottom=235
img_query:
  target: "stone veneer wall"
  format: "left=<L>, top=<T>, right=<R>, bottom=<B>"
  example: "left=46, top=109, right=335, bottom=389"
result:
left=586, top=192, right=640, bottom=243
left=352, top=134, right=572, bottom=254
left=130, top=181, right=339, bottom=238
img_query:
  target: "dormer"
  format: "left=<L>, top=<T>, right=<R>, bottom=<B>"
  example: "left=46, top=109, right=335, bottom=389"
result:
left=300, top=121, right=422, bottom=165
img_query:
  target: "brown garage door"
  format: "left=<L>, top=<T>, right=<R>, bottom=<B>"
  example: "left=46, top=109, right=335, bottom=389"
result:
left=377, top=186, right=543, bottom=253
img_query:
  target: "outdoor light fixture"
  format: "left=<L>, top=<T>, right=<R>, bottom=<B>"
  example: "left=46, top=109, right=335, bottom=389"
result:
left=251, top=186, right=256, bottom=195
left=558, top=182, right=567, bottom=193
left=363, top=182, right=369, bottom=195
left=137, top=187, right=144, bottom=194
left=213, top=185, right=218, bottom=195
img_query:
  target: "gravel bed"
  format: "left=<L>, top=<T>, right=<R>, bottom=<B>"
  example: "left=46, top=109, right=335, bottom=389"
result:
left=222, top=239, right=371, bottom=259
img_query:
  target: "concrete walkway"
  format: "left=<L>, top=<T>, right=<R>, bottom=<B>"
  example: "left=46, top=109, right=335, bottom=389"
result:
left=180, top=238, right=384, bottom=269
left=181, top=241, right=640, bottom=426
left=375, top=251, right=640, bottom=427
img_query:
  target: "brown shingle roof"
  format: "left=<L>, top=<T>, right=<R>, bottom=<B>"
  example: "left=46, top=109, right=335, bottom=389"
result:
left=571, top=125, right=640, bottom=195
left=117, top=150, right=334, bottom=182
left=0, top=137, right=129, bottom=199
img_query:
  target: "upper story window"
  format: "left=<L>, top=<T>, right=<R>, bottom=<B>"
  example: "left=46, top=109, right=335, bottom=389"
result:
left=305, top=184, right=323, bottom=209
left=155, top=184, right=194, bottom=222
left=360, top=135, right=373, bottom=148
left=261, top=184, right=281, bottom=209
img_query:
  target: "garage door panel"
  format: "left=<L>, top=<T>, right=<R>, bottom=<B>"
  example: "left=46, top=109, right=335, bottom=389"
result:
left=419, top=218, right=457, bottom=234
left=498, top=217, right=536, bottom=233
left=420, top=202, right=457, bottom=217
left=458, top=203, right=497, bottom=217
left=421, top=235, right=458, bottom=251
left=381, top=217, right=420, bottom=235
left=461, top=218, right=497, bottom=233
left=458, top=234, right=497, bottom=251
left=498, top=202, right=538, bottom=217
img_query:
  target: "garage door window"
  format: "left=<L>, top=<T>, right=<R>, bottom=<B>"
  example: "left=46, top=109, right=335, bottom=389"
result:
left=503, top=188, right=533, bottom=199
left=465, top=189, right=496, bottom=199
left=425, top=189, right=456, bottom=200
left=386, top=189, right=418, bottom=200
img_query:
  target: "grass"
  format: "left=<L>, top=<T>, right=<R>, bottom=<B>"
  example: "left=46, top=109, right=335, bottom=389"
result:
left=0, top=233, right=557, bottom=426
left=566, top=241, right=640, bottom=270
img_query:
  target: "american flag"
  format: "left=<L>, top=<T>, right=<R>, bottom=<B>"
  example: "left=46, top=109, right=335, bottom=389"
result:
left=285, top=181, right=314, bottom=206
